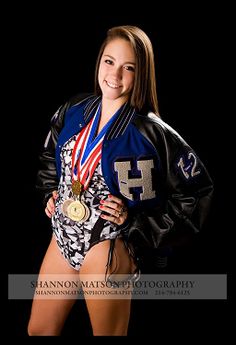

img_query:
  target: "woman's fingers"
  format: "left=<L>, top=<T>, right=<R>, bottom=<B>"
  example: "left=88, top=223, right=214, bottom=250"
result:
left=45, top=190, right=58, bottom=218
left=52, top=191, right=58, bottom=200
left=45, top=207, right=52, bottom=218
left=99, top=194, right=128, bottom=225
left=106, top=194, right=123, bottom=205
left=44, top=191, right=127, bottom=224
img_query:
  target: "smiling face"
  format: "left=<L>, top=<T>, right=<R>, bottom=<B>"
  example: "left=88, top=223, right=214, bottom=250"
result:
left=98, top=38, right=136, bottom=105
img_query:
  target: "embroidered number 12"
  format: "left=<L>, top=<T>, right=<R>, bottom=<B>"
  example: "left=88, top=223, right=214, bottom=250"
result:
left=177, top=152, right=201, bottom=179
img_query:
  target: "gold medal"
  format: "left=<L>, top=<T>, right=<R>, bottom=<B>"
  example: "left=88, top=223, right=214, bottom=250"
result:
left=72, top=180, right=82, bottom=196
left=62, top=180, right=90, bottom=222
left=67, top=200, right=86, bottom=222
left=61, top=199, right=73, bottom=217
left=62, top=199, right=90, bottom=222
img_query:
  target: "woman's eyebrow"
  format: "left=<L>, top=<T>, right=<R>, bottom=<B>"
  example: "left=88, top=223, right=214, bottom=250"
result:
left=103, top=54, right=136, bottom=65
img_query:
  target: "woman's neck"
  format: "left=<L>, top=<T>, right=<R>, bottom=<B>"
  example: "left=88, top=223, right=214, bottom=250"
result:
left=100, top=98, right=125, bottom=120
left=96, top=98, right=126, bottom=135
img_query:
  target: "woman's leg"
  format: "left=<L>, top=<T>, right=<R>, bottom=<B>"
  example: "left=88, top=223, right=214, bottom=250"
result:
left=79, top=238, right=136, bottom=336
left=28, top=236, right=79, bottom=336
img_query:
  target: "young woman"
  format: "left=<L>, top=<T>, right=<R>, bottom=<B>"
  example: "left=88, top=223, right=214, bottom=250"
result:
left=28, top=25, right=213, bottom=336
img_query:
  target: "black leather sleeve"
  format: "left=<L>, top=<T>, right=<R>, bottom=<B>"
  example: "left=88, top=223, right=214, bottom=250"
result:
left=36, top=93, right=93, bottom=206
left=36, top=101, right=69, bottom=206
left=128, top=114, right=214, bottom=253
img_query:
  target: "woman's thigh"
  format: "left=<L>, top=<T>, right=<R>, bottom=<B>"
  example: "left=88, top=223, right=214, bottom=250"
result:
left=80, top=238, right=136, bottom=274
left=28, top=236, right=79, bottom=336
left=79, top=238, right=135, bottom=336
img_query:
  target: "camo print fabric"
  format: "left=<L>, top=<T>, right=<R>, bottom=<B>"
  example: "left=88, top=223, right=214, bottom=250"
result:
left=51, top=134, right=120, bottom=271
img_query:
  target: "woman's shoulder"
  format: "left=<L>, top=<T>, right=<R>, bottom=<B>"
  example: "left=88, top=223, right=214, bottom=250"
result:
left=64, top=93, right=98, bottom=121
left=134, top=111, right=186, bottom=144
left=52, top=93, right=95, bottom=123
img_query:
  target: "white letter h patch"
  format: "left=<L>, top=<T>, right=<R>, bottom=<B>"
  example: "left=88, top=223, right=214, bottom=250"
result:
left=114, top=160, right=156, bottom=201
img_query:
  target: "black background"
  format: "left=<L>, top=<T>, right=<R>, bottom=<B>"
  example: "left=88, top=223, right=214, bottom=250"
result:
left=7, top=6, right=230, bottom=337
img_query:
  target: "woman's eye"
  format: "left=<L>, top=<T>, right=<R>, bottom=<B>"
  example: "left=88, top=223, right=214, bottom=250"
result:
left=124, top=65, right=135, bottom=72
left=105, top=59, right=113, bottom=65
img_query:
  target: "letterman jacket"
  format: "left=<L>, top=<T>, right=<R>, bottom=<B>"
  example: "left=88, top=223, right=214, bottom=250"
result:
left=37, top=93, right=213, bottom=263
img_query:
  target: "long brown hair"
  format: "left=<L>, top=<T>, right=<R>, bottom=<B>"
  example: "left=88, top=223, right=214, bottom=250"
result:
left=94, top=25, right=159, bottom=115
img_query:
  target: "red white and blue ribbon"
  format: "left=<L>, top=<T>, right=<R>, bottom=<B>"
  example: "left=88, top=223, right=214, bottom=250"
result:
left=72, top=103, right=118, bottom=190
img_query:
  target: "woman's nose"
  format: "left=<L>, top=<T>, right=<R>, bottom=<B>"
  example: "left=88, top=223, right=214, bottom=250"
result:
left=111, top=66, right=122, bottom=79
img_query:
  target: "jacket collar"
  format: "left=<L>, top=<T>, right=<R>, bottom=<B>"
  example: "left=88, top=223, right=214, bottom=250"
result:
left=83, top=95, right=136, bottom=140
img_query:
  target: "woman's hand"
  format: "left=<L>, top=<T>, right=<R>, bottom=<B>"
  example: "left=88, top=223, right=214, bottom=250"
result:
left=99, top=194, right=128, bottom=225
left=45, top=191, right=58, bottom=218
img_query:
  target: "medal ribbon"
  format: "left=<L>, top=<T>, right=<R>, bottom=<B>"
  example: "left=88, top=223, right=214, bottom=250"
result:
left=72, top=103, right=119, bottom=190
